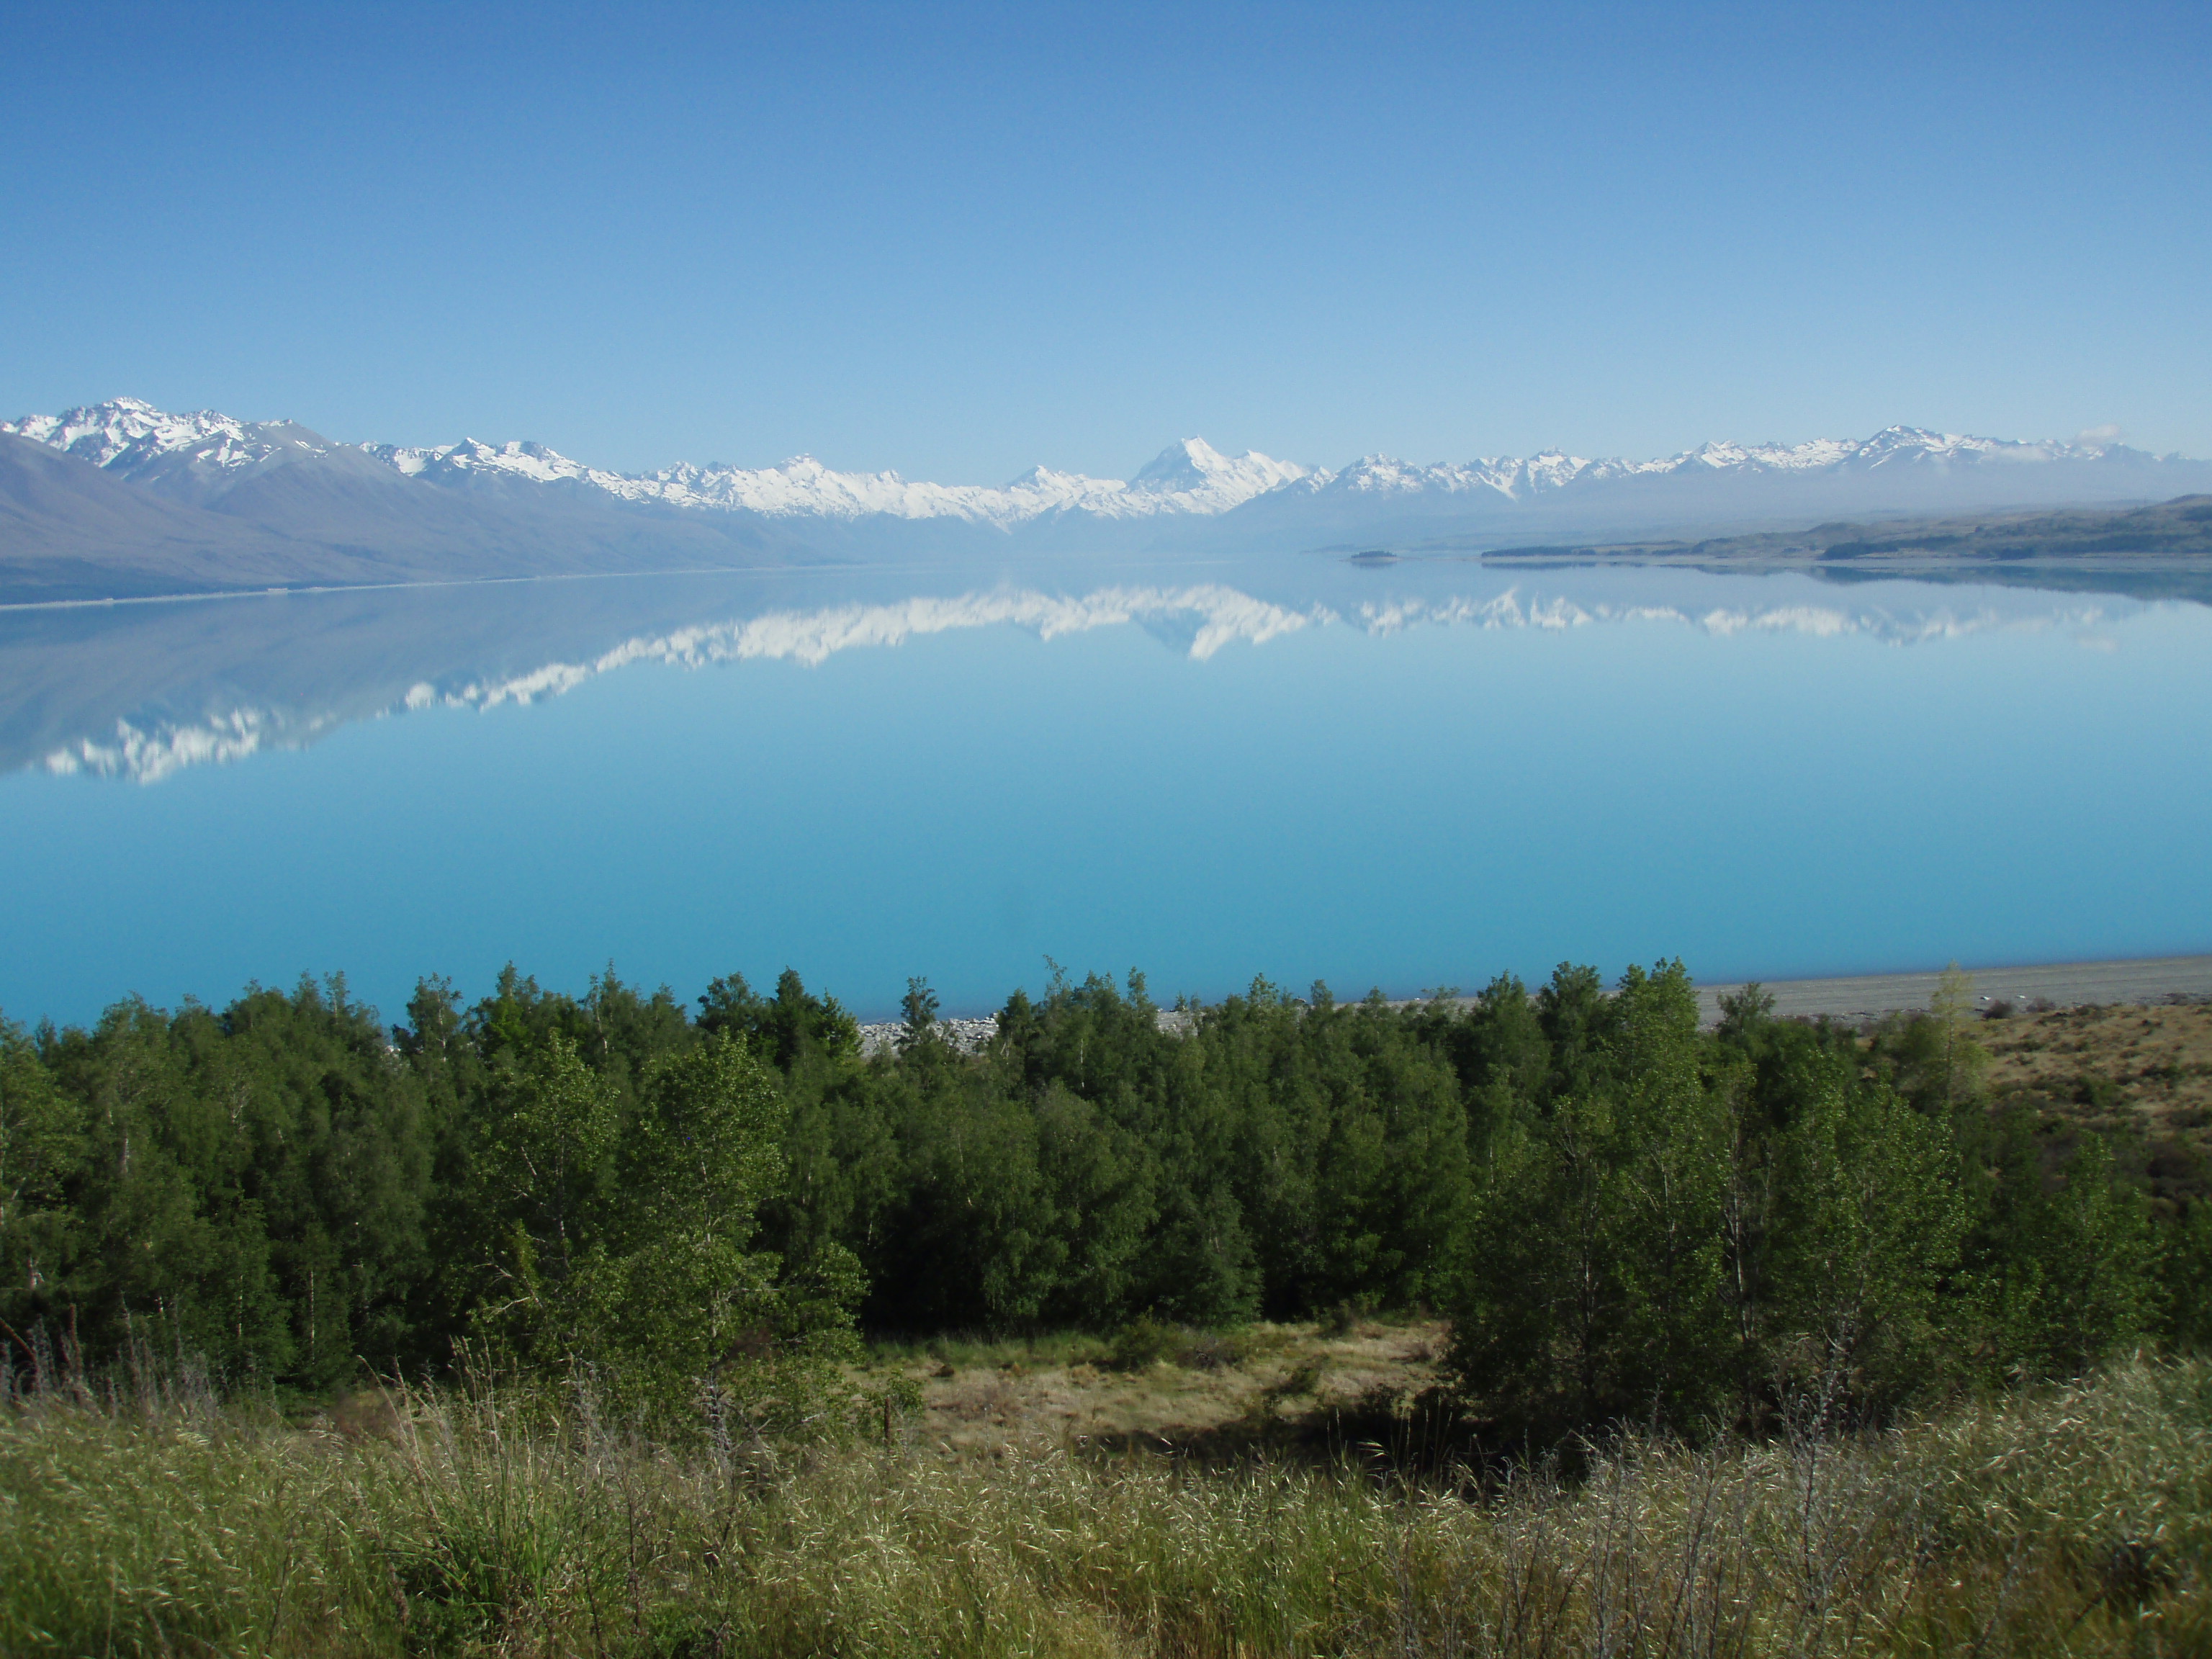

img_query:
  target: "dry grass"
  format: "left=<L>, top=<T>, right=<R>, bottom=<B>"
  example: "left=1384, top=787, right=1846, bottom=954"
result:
left=1977, top=1001, right=2212, bottom=1200
left=877, top=1319, right=1445, bottom=1457
left=3, top=1358, right=2208, bottom=1657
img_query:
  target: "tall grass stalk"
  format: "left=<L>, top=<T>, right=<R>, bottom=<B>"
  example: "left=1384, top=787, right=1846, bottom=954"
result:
left=1, top=1359, right=2206, bottom=1656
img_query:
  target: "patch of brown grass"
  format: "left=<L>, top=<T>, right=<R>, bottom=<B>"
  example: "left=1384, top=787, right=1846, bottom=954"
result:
left=1977, top=999, right=2212, bottom=1202
left=871, top=1318, right=1447, bottom=1457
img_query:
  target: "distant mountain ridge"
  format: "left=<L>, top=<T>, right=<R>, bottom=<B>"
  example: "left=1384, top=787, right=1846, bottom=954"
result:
left=366, top=431, right=1315, bottom=526
left=5, top=397, right=2209, bottom=602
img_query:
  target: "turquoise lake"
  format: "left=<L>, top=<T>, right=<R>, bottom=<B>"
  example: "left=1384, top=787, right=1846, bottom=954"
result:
left=3, top=555, right=2208, bottom=1029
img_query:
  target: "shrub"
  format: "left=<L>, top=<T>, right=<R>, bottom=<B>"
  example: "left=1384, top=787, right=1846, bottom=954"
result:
left=1108, top=1313, right=1177, bottom=1371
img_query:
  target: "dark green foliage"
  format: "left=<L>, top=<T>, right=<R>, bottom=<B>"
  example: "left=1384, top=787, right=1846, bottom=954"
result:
left=696, top=968, right=858, bottom=1069
left=0, top=953, right=2192, bottom=1453
left=0, top=968, right=850, bottom=1421
left=797, top=968, right=1476, bottom=1334
left=1446, top=965, right=2169, bottom=1448
left=1966, top=1118, right=2154, bottom=1380
left=1450, top=963, right=1733, bottom=1443
left=2158, top=1196, right=2212, bottom=1351
left=19, top=981, right=428, bottom=1390
left=0, top=1014, right=85, bottom=1349
left=898, top=976, right=940, bottom=1050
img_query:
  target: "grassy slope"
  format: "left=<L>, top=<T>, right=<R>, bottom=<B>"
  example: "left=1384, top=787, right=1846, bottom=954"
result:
left=3, top=1362, right=2208, bottom=1657
left=1977, top=1001, right=2212, bottom=1208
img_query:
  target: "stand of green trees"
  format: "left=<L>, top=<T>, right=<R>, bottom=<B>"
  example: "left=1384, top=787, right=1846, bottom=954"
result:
left=2, top=959, right=2206, bottom=1444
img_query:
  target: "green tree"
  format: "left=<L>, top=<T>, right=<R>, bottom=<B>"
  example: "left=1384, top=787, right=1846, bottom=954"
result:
left=2157, top=1196, right=2212, bottom=1352
left=40, top=998, right=295, bottom=1382
left=867, top=1065, right=1063, bottom=1329
left=1449, top=963, right=1729, bottom=1444
left=698, top=968, right=858, bottom=1069
left=1602, top=963, right=1731, bottom=1430
left=602, top=1035, right=857, bottom=1427
left=1032, top=1082, right=1157, bottom=1327
left=466, top=1032, right=623, bottom=1369
left=1763, top=1050, right=1964, bottom=1417
left=1871, top=964, right=1990, bottom=1119
left=1974, top=1125, right=2152, bottom=1380
left=186, top=980, right=432, bottom=1390
left=0, top=1016, right=85, bottom=1359
left=899, top=976, right=942, bottom=1052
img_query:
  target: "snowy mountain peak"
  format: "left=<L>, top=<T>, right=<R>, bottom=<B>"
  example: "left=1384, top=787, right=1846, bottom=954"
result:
left=342, top=428, right=1312, bottom=526
left=0, top=396, right=325, bottom=472
left=1132, top=436, right=1233, bottom=490
left=1130, top=438, right=1312, bottom=507
left=7, top=398, right=2198, bottom=545
left=0, top=398, right=334, bottom=505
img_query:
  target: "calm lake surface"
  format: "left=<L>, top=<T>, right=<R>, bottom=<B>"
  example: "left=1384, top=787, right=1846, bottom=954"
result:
left=3, top=554, right=2208, bottom=1029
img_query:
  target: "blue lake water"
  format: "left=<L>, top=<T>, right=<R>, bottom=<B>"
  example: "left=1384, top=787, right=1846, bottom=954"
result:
left=2, top=554, right=2208, bottom=1030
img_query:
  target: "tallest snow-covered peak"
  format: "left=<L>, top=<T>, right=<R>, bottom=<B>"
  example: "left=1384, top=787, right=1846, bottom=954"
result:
left=1129, top=438, right=1313, bottom=508
left=1132, top=436, right=1238, bottom=491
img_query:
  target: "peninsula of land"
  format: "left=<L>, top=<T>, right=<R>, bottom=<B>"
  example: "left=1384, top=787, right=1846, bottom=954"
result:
left=1694, top=951, right=2212, bottom=1025
left=1460, top=494, right=2212, bottom=601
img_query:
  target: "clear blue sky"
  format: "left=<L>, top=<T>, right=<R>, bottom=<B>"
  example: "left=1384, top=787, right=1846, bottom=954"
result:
left=3, top=1, right=2206, bottom=481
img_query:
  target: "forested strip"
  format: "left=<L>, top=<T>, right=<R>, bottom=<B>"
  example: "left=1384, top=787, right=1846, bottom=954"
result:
left=1, top=959, right=2206, bottom=1445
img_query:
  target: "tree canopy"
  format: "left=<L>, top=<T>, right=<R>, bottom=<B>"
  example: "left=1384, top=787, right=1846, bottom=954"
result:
left=1, top=958, right=2203, bottom=1448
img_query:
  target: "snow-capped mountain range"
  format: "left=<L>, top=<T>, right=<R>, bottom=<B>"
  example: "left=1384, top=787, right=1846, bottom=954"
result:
left=370, top=430, right=1316, bottom=524
left=12, top=396, right=2183, bottom=526
left=5, top=397, right=1318, bottom=523
left=6, top=399, right=343, bottom=505
left=4, top=396, right=2207, bottom=603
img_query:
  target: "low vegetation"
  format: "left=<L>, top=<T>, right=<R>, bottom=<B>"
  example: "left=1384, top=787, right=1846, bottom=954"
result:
left=869, top=1314, right=1444, bottom=1460
left=1977, top=999, right=2212, bottom=1171
left=4, top=958, right=2209, bottom=1651
left=2, top=1354, right=2207, bottom=1655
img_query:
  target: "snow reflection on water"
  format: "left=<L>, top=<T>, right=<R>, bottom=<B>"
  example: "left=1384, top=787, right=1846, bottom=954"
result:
left=9, top=564, right=2136, bottom=783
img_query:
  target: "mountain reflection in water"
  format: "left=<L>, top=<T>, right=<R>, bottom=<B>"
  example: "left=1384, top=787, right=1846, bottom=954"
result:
left=1, top=553, right=2206, bottom=1033
left=0, top=558, right=2152, bottom=783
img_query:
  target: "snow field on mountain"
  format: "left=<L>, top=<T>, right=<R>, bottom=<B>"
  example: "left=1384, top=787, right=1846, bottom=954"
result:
left=3, top=397, right=2190, bottom=532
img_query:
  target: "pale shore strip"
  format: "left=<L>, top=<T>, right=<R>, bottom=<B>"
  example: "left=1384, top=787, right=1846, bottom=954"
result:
left=1694, top=953, right=2212, bottom=1026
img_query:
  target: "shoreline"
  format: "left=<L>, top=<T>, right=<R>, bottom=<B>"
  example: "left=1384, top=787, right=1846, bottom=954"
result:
left=859, top=953, right=2212, bottom=1051
left=1693, top=953, right=2212, bottom=1026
